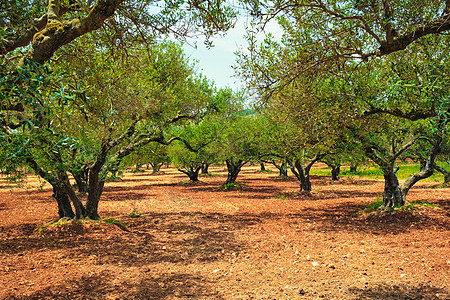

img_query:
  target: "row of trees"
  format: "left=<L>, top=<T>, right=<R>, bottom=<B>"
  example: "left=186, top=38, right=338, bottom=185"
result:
left=1, top=0, right=450, bottom=219
left=236, top=2, right=450, bottom=208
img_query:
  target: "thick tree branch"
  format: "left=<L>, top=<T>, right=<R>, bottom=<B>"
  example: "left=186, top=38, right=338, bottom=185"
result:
left=20, top=0, right=125, bottom=66
left=0, top=14, right=48, bottom=55
left=393, top=137, right=417, bottom=159
left=401, top=133, right=443, bottom=196
left=361, top=107, right=437, bottom=121
left=378, top=13, right=450, bottom=56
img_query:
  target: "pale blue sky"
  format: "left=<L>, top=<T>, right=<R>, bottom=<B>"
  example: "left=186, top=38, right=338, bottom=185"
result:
left=182, top=18, right=283, bottom=91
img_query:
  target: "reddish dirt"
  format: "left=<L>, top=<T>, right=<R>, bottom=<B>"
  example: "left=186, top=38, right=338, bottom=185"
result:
left=0, top=166, right=449, bottom=299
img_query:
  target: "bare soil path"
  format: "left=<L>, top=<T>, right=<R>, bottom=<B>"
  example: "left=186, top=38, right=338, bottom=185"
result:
left=0, top=166, right=449, bottom=299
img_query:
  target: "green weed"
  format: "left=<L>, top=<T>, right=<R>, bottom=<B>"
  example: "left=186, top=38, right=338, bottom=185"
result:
left=399, top=201, right=440, bottom=211
left=129, top=208, right=142, bottom=218
left=103, top=218, right=127, bottom=227
left=220, top=183, right=246, bottom=191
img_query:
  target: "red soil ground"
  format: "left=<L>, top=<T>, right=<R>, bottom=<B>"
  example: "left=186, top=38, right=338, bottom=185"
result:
left=0, top=166, right=449, bottom=299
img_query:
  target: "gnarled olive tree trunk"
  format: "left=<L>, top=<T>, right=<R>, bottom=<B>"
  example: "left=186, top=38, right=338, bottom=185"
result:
left=26, top=156, right=75, bottom=219
left=382, top=168, right=405, bottom=208
left=330, top=164, right=341, bottom=181
left=271, top=160, right=288, bottom=178
left=84, top=162, right=105, bottom=220
left=323, top=161, right=341, bottom=181
left=361, top=131, right=442, bottom=208
left=71, top=166, right=89, bottom=193
left=224, top=158, right=246, bottom=185
left=179, top=166, right=202, bottom=182
left=259, top=163, right=266, bottom=172
left=288, top=153, right=327, bottom=192
left=400, top=134, right=442, bottom=199
left=201, top=162, right=210, bottom=174
left=151, top=162, right=163, bottom=174
left=52, top=183, right=75, bottom=219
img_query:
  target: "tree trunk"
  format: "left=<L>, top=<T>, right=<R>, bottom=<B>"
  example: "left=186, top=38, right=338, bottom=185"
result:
left=179, top=166, right=201, bottom=182
left=419, top=159, right=427, bottom=171
left=288, top=154, right=326, bottom=192
left=279, top=161, right=288, bottom=178
left=289, top=159, right=312, bottom=191
left=60, top=173, right=86, bottom=219
left=151, top=162, right=163, bottom=174
left=85, top=165, right=104, bottom=220
left=400, top=134, right=442, bottom=197
left=260, top=163, right=265, bottom=171
left=201, top=162, right=210, bottom=174
left=383, top=171, right=405, bottom=208
left=52, top=184, right=75, bottom=219
left=25, top=156, right=76, bottom=219
left=271, top=160, right=288, bottom=178
left=331, top=164, right=340, bottom=181
left=224, top=159, right=245, bottom=185
left=296, top=162, right=312, bottom=191
left=72, top=167, right=89, bottom=193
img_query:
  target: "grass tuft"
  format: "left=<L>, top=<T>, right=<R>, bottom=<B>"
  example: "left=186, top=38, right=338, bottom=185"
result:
left=220, top=183, right=246, bottom=191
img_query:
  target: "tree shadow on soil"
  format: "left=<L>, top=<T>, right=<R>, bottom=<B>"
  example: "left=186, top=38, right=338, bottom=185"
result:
left=112, top=177, right=158, bottom=183
left=280, top=200, right=449, bottom=235
left=101, top=192, right=153, bottom=202
left=103, top=184, right=171, bottom=192
left=4, top=270, right=223, bottom=300
left=0, top=212, right=259, bottom=265
left=348, top=283, right=449, bottom=300
left=278, top=189, right=380, bottom=201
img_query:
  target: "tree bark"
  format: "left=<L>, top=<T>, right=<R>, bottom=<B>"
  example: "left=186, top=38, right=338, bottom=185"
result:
left=358, top=131, right=439, bottom=207
left=272, top=160, right=288, bottom=178
left=72, top=166, right=89, bottom=193
left=60, top=172, right=86, bottom=219
left=288, top=153, right=327, bottom=192
left=292, top=160, right=312, bottom=191
left=20, top=0, right=125, bottom=66
left=224, top=159, right=246, bottom=185
left=260, top=163, right=266, bottom=171
left=201, top=162, right=210, bottom=174
left=52, top=184, right=75, bottom=219
left=151, top=162, right=163, bottom=174
left=85, top=166, right=103, bottom=220
left=401, top=134, right=442, bottom=197
left=330, top=164, right=340, bottom=181
left=26, top=156, right=75, bottom=218
left=179, top=166, right=201, bottom=182
left=382, top=171, right=405, bottom=208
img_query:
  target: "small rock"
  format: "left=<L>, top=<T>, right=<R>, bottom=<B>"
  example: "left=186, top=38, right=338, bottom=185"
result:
left=312, top=262, right=319, bottom=267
